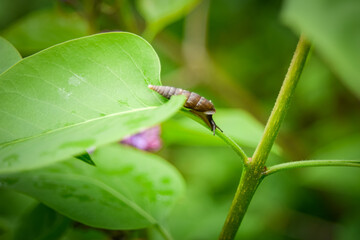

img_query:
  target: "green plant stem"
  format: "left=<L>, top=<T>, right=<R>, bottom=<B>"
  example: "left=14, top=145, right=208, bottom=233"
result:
left=265, top=159, right=360, bottom=176
left=219, top=35, right=311, bottom=240
left=180, top=109, right=248, bottom=165
left=251, top=35, right=311, bottom=169
left=216, top=130, right=248, bottom=164
left=154, top=223, right=173, bottom=240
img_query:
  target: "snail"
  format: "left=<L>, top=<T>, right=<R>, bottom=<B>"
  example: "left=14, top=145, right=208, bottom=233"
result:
left=148, top=85, right=222, bottom=135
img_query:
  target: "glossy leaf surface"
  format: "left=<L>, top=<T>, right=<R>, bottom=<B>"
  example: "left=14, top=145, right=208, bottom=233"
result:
left=0, top=32, right=185, bottom=173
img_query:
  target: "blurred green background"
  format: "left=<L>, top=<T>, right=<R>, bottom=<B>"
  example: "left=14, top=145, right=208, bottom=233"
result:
left=1, top=0, right=359, bottom=239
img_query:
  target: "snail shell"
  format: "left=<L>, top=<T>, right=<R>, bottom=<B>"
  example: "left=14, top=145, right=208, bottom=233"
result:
left=148, top=85, right=222, bottom=135
left=148, top=85, right=216, bottom=114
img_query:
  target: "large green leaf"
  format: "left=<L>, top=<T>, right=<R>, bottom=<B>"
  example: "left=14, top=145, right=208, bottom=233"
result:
left=0, top=32, right=186, bottom=174
left=136, top=0, right=200, bottom=39
left=2, top=9, right=89, bottom=55
left=282, top=0, right=360, bottom=98
left=0, top=36, right=21, bottom=74
left=0, top=144, right=185, bottom=230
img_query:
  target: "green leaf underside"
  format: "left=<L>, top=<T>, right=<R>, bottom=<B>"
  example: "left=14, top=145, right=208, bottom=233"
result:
left=282, top=0, right=360, bottom=98
left=0, top=144, right=185, bottom=230
left=0, top=36, right=22, bottom=74
left=0, top=32, right=186, bottom=173
left=13, top=203, right=70, bottom=240
left=2, top=9, right=89, bottom=55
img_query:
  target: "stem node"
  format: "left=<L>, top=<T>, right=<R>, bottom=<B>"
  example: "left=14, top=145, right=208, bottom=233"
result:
left=219, top=35, right=311, bottom=240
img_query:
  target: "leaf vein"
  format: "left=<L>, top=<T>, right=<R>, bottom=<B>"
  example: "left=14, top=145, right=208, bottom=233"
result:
left=0, top=106, right=157, bottom=147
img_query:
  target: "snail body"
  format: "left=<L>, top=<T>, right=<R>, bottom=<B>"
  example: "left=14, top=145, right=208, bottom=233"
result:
left=148, top=85, right=222, bottom=135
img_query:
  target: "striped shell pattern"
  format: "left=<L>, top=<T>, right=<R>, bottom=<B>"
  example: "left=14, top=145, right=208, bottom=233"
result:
left=148, top=85, right=216, bottom=114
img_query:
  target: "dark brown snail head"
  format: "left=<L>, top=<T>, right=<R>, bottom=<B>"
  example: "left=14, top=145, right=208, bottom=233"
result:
left=206, top=114, right=222, bottom=135
left=190, top=110, right=222, bottom=136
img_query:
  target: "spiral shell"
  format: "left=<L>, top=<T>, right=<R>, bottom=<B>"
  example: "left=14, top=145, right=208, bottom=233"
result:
left=148, top=85, right=216, bottom=114
left=148, top=85, right=222, bottom=135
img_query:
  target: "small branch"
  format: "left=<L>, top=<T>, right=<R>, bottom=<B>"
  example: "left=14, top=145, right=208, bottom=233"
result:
left=216, top=130, right=249, bottom=165
left=264, top=159, right=360, bottom=176
left=180, top=109, right=248, bottom=165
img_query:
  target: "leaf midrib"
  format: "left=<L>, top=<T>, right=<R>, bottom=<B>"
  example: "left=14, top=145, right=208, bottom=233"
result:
left=0, top=106, right=157, bottom=148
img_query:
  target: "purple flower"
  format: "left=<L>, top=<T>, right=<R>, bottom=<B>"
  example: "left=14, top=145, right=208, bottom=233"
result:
left=120, top=126, right=162, bottom=152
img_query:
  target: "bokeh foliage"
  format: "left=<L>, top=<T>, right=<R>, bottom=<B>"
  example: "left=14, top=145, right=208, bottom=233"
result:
left=1, top=0, right=359, bottom=239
